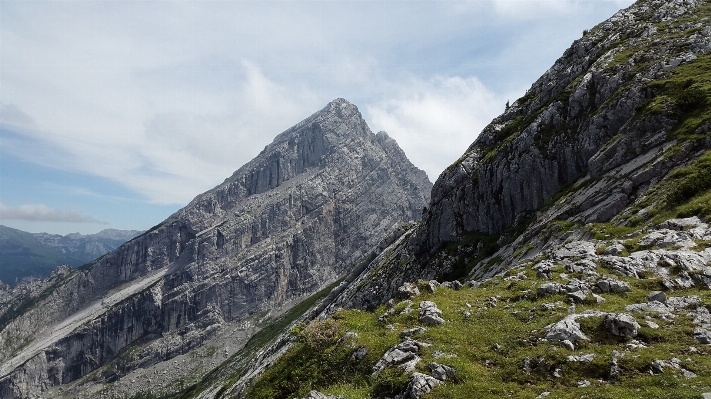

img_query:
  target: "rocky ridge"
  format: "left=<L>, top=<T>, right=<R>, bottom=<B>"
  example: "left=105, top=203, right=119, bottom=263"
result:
left=164, top=0, right=711, bottom=397
left=0, top=99, right=431, bottom=399
left=328, top=0, right=711, bottom=309
left=0, top=226, right=142, bottom=285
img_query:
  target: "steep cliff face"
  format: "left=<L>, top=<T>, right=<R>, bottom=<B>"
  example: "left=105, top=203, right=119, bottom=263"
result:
left=197, top=1, right=711, bottom=397
left=333, top=0, right=711, bottom=308
left=0, top=99, right=431, bottom=398
left=419, top=0, right=711, bottom=251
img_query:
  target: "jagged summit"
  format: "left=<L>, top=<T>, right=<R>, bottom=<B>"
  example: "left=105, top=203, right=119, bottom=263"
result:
left=0, top=99, right=431, bottom=398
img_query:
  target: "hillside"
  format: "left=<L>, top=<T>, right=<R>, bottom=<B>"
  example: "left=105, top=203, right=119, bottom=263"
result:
left=155, top=0, right=711, bottom=398
left=0, top=226, right=142, bottom=285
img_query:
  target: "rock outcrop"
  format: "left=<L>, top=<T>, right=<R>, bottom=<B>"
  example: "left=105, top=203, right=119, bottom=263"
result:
left=0, top=99, right=431, bottom=398
left=322, top=0, right=711, bottom=310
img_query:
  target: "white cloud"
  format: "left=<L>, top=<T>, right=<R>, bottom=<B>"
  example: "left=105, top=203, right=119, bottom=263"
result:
left=0, top=203, right=105, bottom=224
left=367, top=75, right=506, bottom=181
left=0, top=0, right=635, bottom=210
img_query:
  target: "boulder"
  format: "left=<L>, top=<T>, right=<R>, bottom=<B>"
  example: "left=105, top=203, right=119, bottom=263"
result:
left=647, top=291, right=667, bottom=303
left=595, top=278, right=631, bottom=293
left=603, top=313, right=640, bottom=337
left=546, top=315, right=590, bottom=342
left=402, top=372, right=442, bottom=399
left=427, top=362, right=456, bottom=381
left=397, top=282, right=421, bottom=299
left=419, top=301, right=445, bottom=325
left=693, top=328, right=711, bottom=344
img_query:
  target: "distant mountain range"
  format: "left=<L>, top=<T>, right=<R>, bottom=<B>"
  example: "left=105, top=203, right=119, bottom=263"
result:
left=0, top=226, right=142, bottom=285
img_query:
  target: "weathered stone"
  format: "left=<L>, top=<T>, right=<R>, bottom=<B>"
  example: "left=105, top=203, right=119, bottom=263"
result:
left=400, top=327, right=428, bottom=340
left=666, top=295, right=702, bottom=310
left=603, top=313, right=640, bottom=337
left=424, top=280, right=439, bottom=293
left=567, top=353, right=595, bottom=363
left=427, top=362, right=456, bottom=381
left=353, top=346, right=368, bottom=361
left=567, top=290, right=588, bottom=303
left=537, top=282, right=563, bottom=296
left=419, top=301, right=445, bottom=325
left=402, top=372, right=441, bottom=399
left=441, top=280, right=463, bottom=290
left=303, top=390, right=341, bottom=399
left=546, top=315, right=590, bottom=342
left=693, top=328, right=711, bottom=344
left=397, top=283, right=421, bottom=299
left=647, top=291, right=667, bottom=303
left=596, top=278, right=632, bottom=293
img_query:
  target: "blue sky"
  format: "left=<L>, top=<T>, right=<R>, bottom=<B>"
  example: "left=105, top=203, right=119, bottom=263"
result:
left=0, top=0, right=634, bottom=235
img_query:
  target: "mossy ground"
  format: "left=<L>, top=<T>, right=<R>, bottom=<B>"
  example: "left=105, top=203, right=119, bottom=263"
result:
left=245, top=263, right=711, bottom=399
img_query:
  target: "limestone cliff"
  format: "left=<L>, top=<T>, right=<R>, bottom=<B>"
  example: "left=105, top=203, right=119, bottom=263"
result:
left=332, top=0, right=711, bottom=309
left=0, top=99, right=431, bottom=398
left=211, top=1, right=711, bottom=397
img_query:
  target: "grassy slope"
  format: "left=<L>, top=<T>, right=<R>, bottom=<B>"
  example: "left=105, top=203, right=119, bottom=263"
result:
left=244, top=9, right=711, bottom=398
left=246, top=265, right=711, bottom=399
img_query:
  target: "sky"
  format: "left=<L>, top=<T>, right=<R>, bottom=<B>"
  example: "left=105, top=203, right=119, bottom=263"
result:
left=0, top=0, right=635, bottom=235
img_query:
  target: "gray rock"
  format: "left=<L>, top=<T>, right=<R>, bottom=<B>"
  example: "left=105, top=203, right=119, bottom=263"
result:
left=647, top=291, right=667, bottom=303
left=353, top=346, right=368, bottom=361
left=674, top=272, right=695, bottom=288
left=666, top=295, right=702, bottom=310
left=561, top=340, right=575, bottom=351
left=372, top=349, right=416, bottom=375
left=402, top=372, right=442, bottom=399
left=397, top=283, right=421, bottom=299
left=603, top=243, right=625, bottom=256
left=596, top=278, right=632, bottom=293
left=610, top=357, right=620, bottom=379
left=567, top=290, right=588, bottom=303
left=693, top=328, right=711, bottom=344
left=537, top=282, right=563, bottom=296
left=427, top=362, right=456, bottom=381
left=419, top=301, right=445, bottom=325
left=603, top=313, right=640, bottom=337
left=658, top=217, right=704, bottom=231
left=303, top=391, right=341, bottom=399
left=400, top=327, right=428, bottom=340
left=692, top=306, right=711, bottom=327
left=546, top=315, right=590, bottom=342
left=567, top=353, right=595, bottom=363
left=441, top=280, right=463, bottom=290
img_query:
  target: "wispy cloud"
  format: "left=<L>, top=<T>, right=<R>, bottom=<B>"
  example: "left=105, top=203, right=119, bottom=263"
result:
left=0, top=203, right=106, bottom=224
left=367, top=75, right=506, bottom=181
left=0, top=0, right=635, bottom=207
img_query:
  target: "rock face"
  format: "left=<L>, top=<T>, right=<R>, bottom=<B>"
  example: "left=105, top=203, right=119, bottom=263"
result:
left=418, top=0, right=711, bottom=252
left=0, top=99, right=431, bottom=398
left=322, top=0, right=711, bottom=310
left=111, top=1, right=711, bottom=398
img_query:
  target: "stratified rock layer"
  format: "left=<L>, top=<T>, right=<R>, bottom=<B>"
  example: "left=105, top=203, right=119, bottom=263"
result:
left=0, top=99, right=431, bottom=398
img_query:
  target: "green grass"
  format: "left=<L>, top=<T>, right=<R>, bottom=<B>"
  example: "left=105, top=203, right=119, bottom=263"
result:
left=244, top=256, right=711, bottom=399
left=171, top=278, right=345, bottom=399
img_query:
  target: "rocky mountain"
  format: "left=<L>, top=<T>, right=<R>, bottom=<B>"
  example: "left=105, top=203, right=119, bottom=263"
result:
left=0, top=226, right=142, bottom=285
left=0, top=99, right=431, bottom=399
left=142, top=0, right=711, bottom=398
